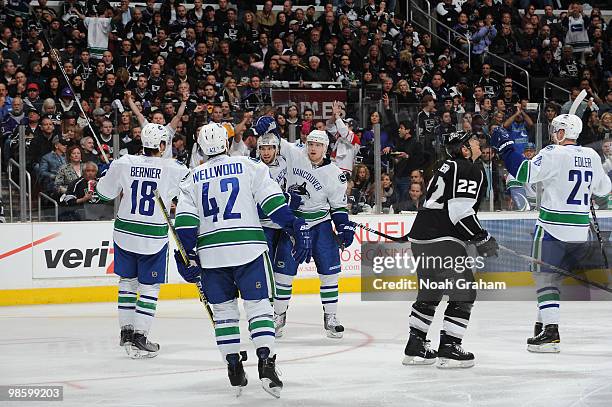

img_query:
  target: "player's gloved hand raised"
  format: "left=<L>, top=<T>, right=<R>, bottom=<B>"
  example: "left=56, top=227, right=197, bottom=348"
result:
left=337, top=222, right=356, bottom=248
left=174, top=250, right=202, bottom=283
left=291, top=218, right=312, bottom=264
left=283, top=191, right=302, bottom=211
left=472, top=231, right=499, bottom=258
left=490, top=126, right=514, bottom=155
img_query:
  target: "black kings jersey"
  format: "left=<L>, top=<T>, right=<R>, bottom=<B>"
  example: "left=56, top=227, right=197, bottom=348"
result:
left=410, top=157, right=487, bottom=243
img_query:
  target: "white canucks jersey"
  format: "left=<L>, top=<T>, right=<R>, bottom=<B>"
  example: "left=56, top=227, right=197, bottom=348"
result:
left=515, top=144, right=611, bottom=241
left=280, top=139, right=349, bottom=228
left=175, top=155, right=287, bottom=268
left=260, top=156, right=288, bottom=230
left=96, top=154, right=189, bottom=254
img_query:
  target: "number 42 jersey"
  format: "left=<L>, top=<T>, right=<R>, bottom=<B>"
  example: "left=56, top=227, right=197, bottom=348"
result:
left=96, top=154, right=190, bottom=255
left=175, top=155, right=288, bottom=268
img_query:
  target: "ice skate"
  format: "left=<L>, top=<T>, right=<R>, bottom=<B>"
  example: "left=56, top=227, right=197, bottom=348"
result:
left=437, top=334, right=474, bottom=368
left=127, top=332, right=160, bottom=359
left=324, top=313, right=344, bottom=339
left=527, top=324, right=560, bottom=353
left=227, top=352, right=248, bottom=396
left=402, top=331, right=437, bottom=365
left=257, top=347, right=282, bottom=398
left=120, top=325, right=134, bottom=347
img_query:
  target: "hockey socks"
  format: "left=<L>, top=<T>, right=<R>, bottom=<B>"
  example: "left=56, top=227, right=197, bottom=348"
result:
left=319, top=274, right=339, bottom=314
left=442, top=302, right=473, bottom=341
left=536, top=286, right=561, bottom=326
left=273, top=273, right=294, bottom=315
left=245, top=299, right=276, bottom=353
left=118, top=277, right=138, bottom=330
left=213, top=299, right=242, bottom=360
left=134, top=283, right=160, bottom=335
left=409, top=301, right=437, bottom=336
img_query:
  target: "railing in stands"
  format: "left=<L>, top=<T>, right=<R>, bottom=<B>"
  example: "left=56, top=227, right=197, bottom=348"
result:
left=408, top=0, right=531, bottom=100
left=543, top=81, right=572, bottom=104
left=38, top=192, right=58, bottom=222
left=408, top=1, right=471, bottom=69
left=7, top=159, right=32, bottom=223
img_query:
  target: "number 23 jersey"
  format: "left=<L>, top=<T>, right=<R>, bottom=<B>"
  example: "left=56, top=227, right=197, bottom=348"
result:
left=410, top=157, right=487, bottom=243
left=96, top=155, right=190, bottom=255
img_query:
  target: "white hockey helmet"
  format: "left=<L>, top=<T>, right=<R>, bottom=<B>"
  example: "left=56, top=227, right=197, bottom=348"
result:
left=141, top=123, right=167, bottom=149
left=198, top=122, right=228, bottom=156
left=257, top=133, right=280, bottom=150
left=306, top=129, right=329, bottom=148
left=549, top=113, right=582, bottom=142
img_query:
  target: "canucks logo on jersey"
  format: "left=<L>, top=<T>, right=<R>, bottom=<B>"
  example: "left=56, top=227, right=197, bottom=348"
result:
left=287, top=182, right=311, bottom=200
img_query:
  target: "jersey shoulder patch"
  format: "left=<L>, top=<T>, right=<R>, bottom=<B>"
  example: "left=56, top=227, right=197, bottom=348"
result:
left=438, top=161, right=452, bottom=174
left=544, top=145, right=555, bottom=151
left=338, top=172, right=348, bottom=184
left=249, top=157, right=261, bottom=163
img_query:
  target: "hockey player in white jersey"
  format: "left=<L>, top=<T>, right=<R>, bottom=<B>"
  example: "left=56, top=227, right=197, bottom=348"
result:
left=254, top=116, right=355, bottom=339
left=95, top=123, right=190, bottom=358
left=492, top=114, right=611, bottom=353
left=173, top=123, right=312, bottom=397
left=256, top=134, right=303, bottom=281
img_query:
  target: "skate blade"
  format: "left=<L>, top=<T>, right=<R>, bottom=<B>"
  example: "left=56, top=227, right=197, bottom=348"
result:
left=261, top=379, right=281, bottom=399
left=127, top=345, right=159, bottom=359
left=402, top=355, right=437, bottom=365
left=436, top=358, right=475, bottom=369
left=233, top=376, right=248, bottom=398
left=527, top=343, right=560, bottom=353
left=326, top=330, right=344, bottom=339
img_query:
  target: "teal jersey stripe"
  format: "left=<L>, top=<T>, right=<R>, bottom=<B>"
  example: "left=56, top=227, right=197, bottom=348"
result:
left=516, top=160, right=530, bottom=183
left=261, top=194, right=286, bottom=216
left=539, top=208, right=589, bottom=225
left=294, top=209, right=329, bottom=221
left=115, top=218, right=169, bottom=237
left=197, top=228, right=266, bottom=247
left=175, top=213, right=200, bottom=228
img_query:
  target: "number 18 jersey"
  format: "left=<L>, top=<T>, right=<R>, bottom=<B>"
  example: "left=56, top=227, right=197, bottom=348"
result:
left=175, top=155, right=287, bottom=268
left=96, top=154, right=190, bottom=254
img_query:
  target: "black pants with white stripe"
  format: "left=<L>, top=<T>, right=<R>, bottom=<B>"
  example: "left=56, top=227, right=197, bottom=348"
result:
left=409, top=240, right=476, bottom=343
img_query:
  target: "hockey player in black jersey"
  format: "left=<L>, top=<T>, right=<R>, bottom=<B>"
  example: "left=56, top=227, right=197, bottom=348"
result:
left=403, top=131, right=499, bottom=369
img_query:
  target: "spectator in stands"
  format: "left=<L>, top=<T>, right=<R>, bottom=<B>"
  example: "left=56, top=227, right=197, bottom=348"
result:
left=503, top=102, right=533, bottom=153
left=392, top=121, right=424, bottom=199
left=349, top=164, right=373, bottom=214
left=58, top=161, right=99, bottom=221
left=54, top=145, right=84, bottom=196
left=38, top=135, right=68, bottom=194
left=393, top=182, right=425, bottom=213
left=471, top=15, right=497, bottom=69
left=29, top=115, right=59, bottom=172
left=370, top=173, right=397, bottom=213
left=1, top=96, right=24, bottom=162
left=417, top=95, right=438, bottom=163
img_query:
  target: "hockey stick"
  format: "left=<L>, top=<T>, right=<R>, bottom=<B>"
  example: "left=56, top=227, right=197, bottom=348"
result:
left=28, top=5, right=110, bottom=164
left=569, top=89, right=588, bottom=115
left=350, top=221, right=612, bottom=293
left=153, top=190, right=214, bottom=324
left=349, top=221, right=409, bottom=243
left=589, top=201, right=611, bottom=285
left=497, top=244, right=612, bottom=294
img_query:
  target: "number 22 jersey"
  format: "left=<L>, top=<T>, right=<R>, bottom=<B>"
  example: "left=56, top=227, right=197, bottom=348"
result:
left=96, top=154, right=190, bottom=254
left=410, top=157, right=487, bottom=243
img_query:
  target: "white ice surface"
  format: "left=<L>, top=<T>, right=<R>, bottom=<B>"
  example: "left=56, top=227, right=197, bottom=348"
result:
left=1, top=294, right=612, bottom=407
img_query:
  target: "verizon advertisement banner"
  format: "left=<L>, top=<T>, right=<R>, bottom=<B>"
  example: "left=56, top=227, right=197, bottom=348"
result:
left=32, top=223, right=116, bottom=279
left=271, top=89, right=347, bottom=120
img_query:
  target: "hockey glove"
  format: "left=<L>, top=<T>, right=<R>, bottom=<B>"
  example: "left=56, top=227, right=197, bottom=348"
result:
left=472, top=231, right=499, bottom=258
left=337, top=222, right=356, bottom=248
left=290, top=218, right=312, bottom=264
left=283, top=191, right=302, bottom=211
left=490, top=126, right=514, bottom=156
left=174, top=250, right=202, bottom=283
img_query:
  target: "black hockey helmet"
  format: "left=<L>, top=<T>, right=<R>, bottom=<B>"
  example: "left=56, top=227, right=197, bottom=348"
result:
left=443, top=130, right=474, bottom=158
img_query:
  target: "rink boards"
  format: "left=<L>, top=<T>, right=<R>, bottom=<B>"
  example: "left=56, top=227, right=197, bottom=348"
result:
left=1, top=212, right=611, bottom=306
